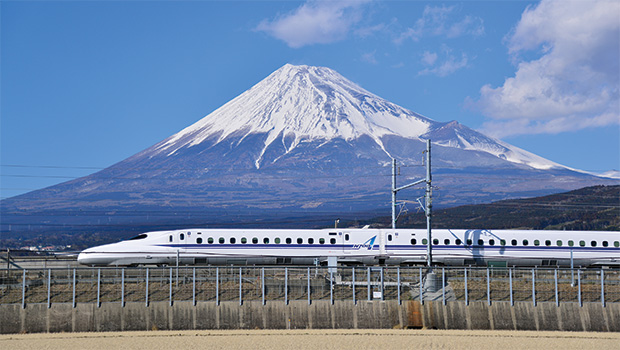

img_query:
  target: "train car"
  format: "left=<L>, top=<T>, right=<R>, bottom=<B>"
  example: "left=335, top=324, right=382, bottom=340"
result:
left=77, top=227, right=620, bottom=267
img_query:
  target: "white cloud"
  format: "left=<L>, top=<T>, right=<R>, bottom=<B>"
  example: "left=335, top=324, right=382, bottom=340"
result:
left=474, top=0, right=620, bottom=138
left=361, top=50, right=378, bottom=64
left=395, top=5, right=484, bottom=44
left=421, top=51, right=438, bottom=66
left=256, top=1, right=371, bottom=48
left=418, top=46, right=468, bottom=77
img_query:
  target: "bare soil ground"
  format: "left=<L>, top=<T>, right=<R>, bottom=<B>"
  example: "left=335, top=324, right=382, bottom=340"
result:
left=1, top=329, right=619, bottom=350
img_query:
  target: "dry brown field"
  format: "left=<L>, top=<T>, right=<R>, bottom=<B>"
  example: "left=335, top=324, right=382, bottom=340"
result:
left=1, top=329, right=619, bottom=350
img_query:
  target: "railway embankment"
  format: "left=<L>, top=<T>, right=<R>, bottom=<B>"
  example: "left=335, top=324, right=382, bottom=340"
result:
left=1, top=300, right=619, bottom=334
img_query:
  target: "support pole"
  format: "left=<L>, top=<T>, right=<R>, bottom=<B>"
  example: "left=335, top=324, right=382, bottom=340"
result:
left=392, top=158, right=397, bottom=229
left=425, top=139, right=432, bottom=267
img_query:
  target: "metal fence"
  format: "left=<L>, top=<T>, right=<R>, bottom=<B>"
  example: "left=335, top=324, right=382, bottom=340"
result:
left=0, top=266, right=618, bottom=308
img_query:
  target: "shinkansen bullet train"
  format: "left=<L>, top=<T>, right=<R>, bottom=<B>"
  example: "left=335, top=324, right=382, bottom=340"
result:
left=77, top=228, right=620, bottom=267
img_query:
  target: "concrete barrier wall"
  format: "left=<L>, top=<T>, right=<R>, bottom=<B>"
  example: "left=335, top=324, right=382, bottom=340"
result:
left=1, top=301, right=618, bottom=334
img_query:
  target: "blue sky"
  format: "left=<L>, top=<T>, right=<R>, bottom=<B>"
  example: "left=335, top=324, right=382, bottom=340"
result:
left=1, top=0, right=619, bottom=199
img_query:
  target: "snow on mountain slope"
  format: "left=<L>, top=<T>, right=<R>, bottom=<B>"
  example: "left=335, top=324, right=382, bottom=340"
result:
left=152, top=64, right=562, bottom=170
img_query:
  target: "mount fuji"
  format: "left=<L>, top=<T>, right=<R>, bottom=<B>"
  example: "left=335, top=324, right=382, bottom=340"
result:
left=1, top=64, right=614, bottom=244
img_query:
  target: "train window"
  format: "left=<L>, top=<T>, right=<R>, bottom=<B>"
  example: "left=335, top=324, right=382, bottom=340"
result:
left=180, top=233, right=185, bottom=241
left=466, top=239, right=472, bottom=246
left=545, top=240, right=551, bottom=246
left=230, top=237, right=236, bottom=244
left=345, top=234, right=349, bottom=241
left=523, top=240, right=529, bottom=246
left=579, top=240, right=585, bottom=247
left=455, top=239, right=462, bottom=245
left=568, top=240, right=574, bottom=247
left=169, top=235, right=173, bottom=242
left=477, top=239, right=484, bottom=246
left=591, top=241, right=597, bottom=247
left=197, top=232, right=201, bottom=235
left=444, top=239, right=450, bottom=245
left=208, top=237, right=214, bottom=244
left=308, top=238, right=314, bottom=244
left=197, top=237, right=203, bottom=244
left=489, top=239, right=495, bottom=246
left=264, top=237, right=270, bottom=244
left=330, top=238, right=336, bottom=244
left=422, top=239, right=428, bottom=245
left=275, top=238, right=281, bottom=244
left=388, top=235, right=393, bottom=241
left=511, top=239, right=517, bottom=246
left=603, top=241, right=608, bottom=247
left=534, top=240, right=540, bottom=246
left=241, top=237, right=247, bottom=244
left=411, top=239, right=417, bottom=245
left=433, top=239, right=439, bottom=245
left=556, top=240, right=562, bottom=247
left=286, top=238, right=292, bottom=244
left=252, top=237, right=258, bottom=244
left=129, top=234, right=148, bottom=240
left=329, top=232, right=337, bottom=236
left=297, top=238, right=303, bottom=244
left=500, top=239, right=506, bottom=246
left=319, top=238, right=325, bottom=244
left=615, top=241, right=620, bottom=248
left=219, top=237, right=225, bottom=244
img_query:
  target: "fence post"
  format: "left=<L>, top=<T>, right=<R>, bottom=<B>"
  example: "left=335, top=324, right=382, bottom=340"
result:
left=367, top=267, right=371, bottom=302
left=145, top=267, right=149, bottom=307
left=509, top=268, right=513, bottom=306
left=285, top=267, right=288, bottom=305
left=307, top=267, right=311, bottom=305
left=601, top=268, right=605, bottom=307
left=330, top=268, right=334, bottom=305
left=397, top=267, right=401, bottom=305
left=72, top=268, right=76, bottom=308
left=121, top=268, right=126, bottom=307
left=380, top=267, right=384, bottom=301
left=96, top=268, right=101, bottom=308
left=464, top=267, right=468, bottom=306
left=169, top=268, right=173, bottom=306
left=578, top=269, right=582, bottom=307
left=352, top=267, right=356, bottom=305
left=420, top=267, right=424, bottom=305
left=531, top=268, right=536, bottom=307
left=554, top=269, right=559, bottom=307
left=262, top=267, right=266, bottom=306
left=442, top=267, right=446, bottom=305
left=47, top=268, right=51, bottom=308
left=22, top=269, right=26, bottom=309
left=192, top=267, right=196, bottom=306
left=239, top=267, right=242, bottom=306
left=216, top=267, right=219, bottom=306
left=487, top=267, right=491, bottom=306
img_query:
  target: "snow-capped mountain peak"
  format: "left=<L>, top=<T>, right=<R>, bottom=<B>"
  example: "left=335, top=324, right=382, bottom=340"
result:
left=151, top=64, right=563, bottom=171
left=154, top=64, right=433, bottom=163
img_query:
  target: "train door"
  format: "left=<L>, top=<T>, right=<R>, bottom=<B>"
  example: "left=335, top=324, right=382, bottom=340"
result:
left=342, top=232, right=351, bottom=254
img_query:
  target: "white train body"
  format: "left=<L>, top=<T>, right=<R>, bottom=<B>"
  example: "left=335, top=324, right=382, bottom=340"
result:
left=77, top=228, right=620, bottom=267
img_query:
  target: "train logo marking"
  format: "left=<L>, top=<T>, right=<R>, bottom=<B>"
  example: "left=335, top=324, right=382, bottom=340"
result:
left=353, top=235, right=376, bottom=250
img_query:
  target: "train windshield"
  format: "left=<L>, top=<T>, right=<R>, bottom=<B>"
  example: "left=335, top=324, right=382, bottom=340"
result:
left=128, top=234, right=148, bottom=240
